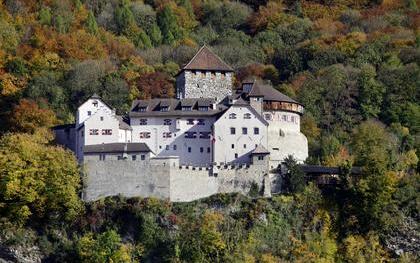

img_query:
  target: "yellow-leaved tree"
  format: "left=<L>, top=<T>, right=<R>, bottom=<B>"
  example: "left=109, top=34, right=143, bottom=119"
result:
left=0, top=131, right=83, bottom=226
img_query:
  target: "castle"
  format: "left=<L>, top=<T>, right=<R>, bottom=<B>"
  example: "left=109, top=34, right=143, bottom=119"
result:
left=54, top=46, right=308, bottom=201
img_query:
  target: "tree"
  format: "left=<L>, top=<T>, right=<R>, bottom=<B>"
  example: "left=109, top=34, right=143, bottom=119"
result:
left=77, top=230, right=134, bottom=262
left=86, top=11, right=99, bottom=35
left=284, top=155, right=306, bottom=193
left=357, top=64, right=385, bottom=119
left=136, top=72, right=175, bottom=99
left=0, top=132, right=83, bottom=226
left=9, top=99, right=59, bottom=134
left=157, top=6, right=181, bottom=45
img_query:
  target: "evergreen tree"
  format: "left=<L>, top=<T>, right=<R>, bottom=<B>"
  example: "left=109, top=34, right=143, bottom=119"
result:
left=136, top=30, right=152, bottom=49
left=115, top=0, right=136, bottom=35
left=149, top=23, right=162, bottom=46
left=157, top=6, right=181, bottom=45
left=39, top=7, right=52, bottom=26
left=86, top=11, right=99, bottom=35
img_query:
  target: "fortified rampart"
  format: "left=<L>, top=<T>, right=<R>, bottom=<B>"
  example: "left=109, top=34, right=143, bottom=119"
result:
left=83, top=156, right=273, bottom=202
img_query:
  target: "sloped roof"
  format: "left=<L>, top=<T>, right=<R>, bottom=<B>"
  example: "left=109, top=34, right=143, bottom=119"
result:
left=182, top=46, right=234, bottom=72
left=84, top=143, right=151, bottom=154
left=129, top=98, right=226, bottom=117
left=116, top=116, right=132, bottom=130
left=251, top=144, right=270, bottom=155
left=247, top=80, right=299, bottom=104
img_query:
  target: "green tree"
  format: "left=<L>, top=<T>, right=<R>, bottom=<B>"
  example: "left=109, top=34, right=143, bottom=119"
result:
left=86, top=11, right=99, bottom=35
left=149, top=24, right=162, bottom=46
left=39, top=7, right=52, bottom=26
left=115, top=0, right=136, bottom=35
left=0, top=132, right=83, bottom=226
left=77, top=230, right=134, bottom=262
left=358, top=64, right=385, bottom=119
left=157, top=6, right=181, bottom=45
left=284, top=155, right=306, bottom=193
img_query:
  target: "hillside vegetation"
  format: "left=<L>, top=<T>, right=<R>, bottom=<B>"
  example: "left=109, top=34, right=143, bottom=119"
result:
left=0, top=0, right=419, bottom=262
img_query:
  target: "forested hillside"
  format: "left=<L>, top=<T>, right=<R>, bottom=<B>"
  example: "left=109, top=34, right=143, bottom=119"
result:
left=0, top=0, right=419, bottom=262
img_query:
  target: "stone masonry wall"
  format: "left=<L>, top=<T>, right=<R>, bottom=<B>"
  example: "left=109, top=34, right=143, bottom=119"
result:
left=83, top=157, right=271, bottom=202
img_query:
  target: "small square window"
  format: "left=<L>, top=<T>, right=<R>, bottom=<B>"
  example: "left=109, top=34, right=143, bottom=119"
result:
left=100, top=116, right=104, bottom=121
left=132, top=155, right=137, bottom=161
left=242, top=127, right=248, bottom=135
left=230, top=127, right=236, bottom=135
left=141, top=155, right=145, bottom=160
left=87, top=111, right=91, bottom=116
left=231, top=144, right=234, bottom=149
left=188, top=147, right=191, bottom=153
left=243, top=144, right=246, bottom=149
left=207, top=147, right=210, bottom=153
left=254, top=127, right=259, bottom=135
left=200, top=147, right=204, bottom=153
left=234, top=153, right=238, bottom=158
left=166, top=145, right=169, bottom=150
left=173, top=145, right=177, bottom=150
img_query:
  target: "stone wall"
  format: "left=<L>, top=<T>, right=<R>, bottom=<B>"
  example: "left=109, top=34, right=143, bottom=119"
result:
left=83, top=157, right=272, bottom=202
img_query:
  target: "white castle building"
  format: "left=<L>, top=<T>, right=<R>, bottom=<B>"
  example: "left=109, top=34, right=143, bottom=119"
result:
left=54, top=46, right=308, bottom=170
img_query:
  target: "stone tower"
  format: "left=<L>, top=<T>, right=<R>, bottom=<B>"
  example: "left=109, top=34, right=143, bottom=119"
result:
left=176, top=46, right=234, bottom=103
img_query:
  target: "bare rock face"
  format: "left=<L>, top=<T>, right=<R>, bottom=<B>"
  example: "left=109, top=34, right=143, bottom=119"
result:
left=384, top=216, right=420, bottom=257
left=0, top=235, right=42, bottom=263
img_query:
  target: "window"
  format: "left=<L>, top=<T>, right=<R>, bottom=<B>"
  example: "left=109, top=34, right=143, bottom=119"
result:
left=207, top=147, right=210, bottom=153
left=132, top=155, right=137, bottom=161
left=199, top=132, right=211, bottom=139
left=173, top=145, right=177, bottom=150
left=118, top=156, right=124, bottom=160
left=244, top=144, right=247, bottom=149
left=187, top=119, right=194, bottom=125
left=102, top=129, right=112, bottom=135
left=139, top=132, right=151, bottom=138
left=93, top=101, right=98, bottom=107
left=88, top=111, right=91, bottom=116
left=140, top=119, right=147, bottom=125
left=242, top=127, right=248, bottom=135
left=229, top=113, right=237, bottom=119
left=100, top=154, right=106, bottom=161
left=234, top=153, right=238, bottom=158
left=282, top=115, right=287, bottom=121
left=164, top=119, right=172, bottom=125
left=197, top=119, right=205, bottom=125
left=199, top=106, right=209, bottom=111
left=258, top=156, right=264, bottom=160
left=100, top=116, right=104, bottom=121
left=230, top=127, right=236, bottom=135
left=141, top=155, right=145, bottom=160
left=264, top=114, right=272, bottom=120
left=166, top=145, right=169, bottom=150
left=160, top=106, right=169, bottom=112
left=200, top=147, right=204, bottom=153
left=139, top=107, right=147, bottom=112
left=254, top=127, right=259, bottom=135
left=188, top=147, right=191, bottom=153
left=182, top=106, right=192, bottom=111
left=244, top=113, right=251, bottom=119
left=231, top=144, right=235, bottom=149
left=163, top=132, right=172, bottom=138
left=291, top=116, right=296, bottom=123
left=184, top=132, right=197, bottom=139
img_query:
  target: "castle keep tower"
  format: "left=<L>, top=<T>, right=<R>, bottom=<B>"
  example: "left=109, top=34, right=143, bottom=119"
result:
left=176, top=46, right=233, bottom=103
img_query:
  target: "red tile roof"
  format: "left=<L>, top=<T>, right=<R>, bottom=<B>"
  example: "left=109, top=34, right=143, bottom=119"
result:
left=182, top=46, right=234, bottom=72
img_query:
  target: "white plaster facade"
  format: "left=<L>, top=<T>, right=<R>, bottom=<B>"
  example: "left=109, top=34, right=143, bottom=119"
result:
left=213, top=105, right=268, bottom=164
left=130, top=116, right=215, bottom=166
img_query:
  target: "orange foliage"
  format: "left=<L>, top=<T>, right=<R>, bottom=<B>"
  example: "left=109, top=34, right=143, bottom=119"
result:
left=313, top=18, right=346, bottom=36
left=324, top=146, right=354, bottom=167
left=249, top=1, right=285, bottom=33
left=301, top=1, right=345, bottom=21
left=136, top=72, right=175, bottom=99
left=102, top=31, right=137, bottom=61
left=0, top=73, right=27, bottom=96
left=9, top=99, right=59, bottom=133
left=58, top=30, right=107, bottom=60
